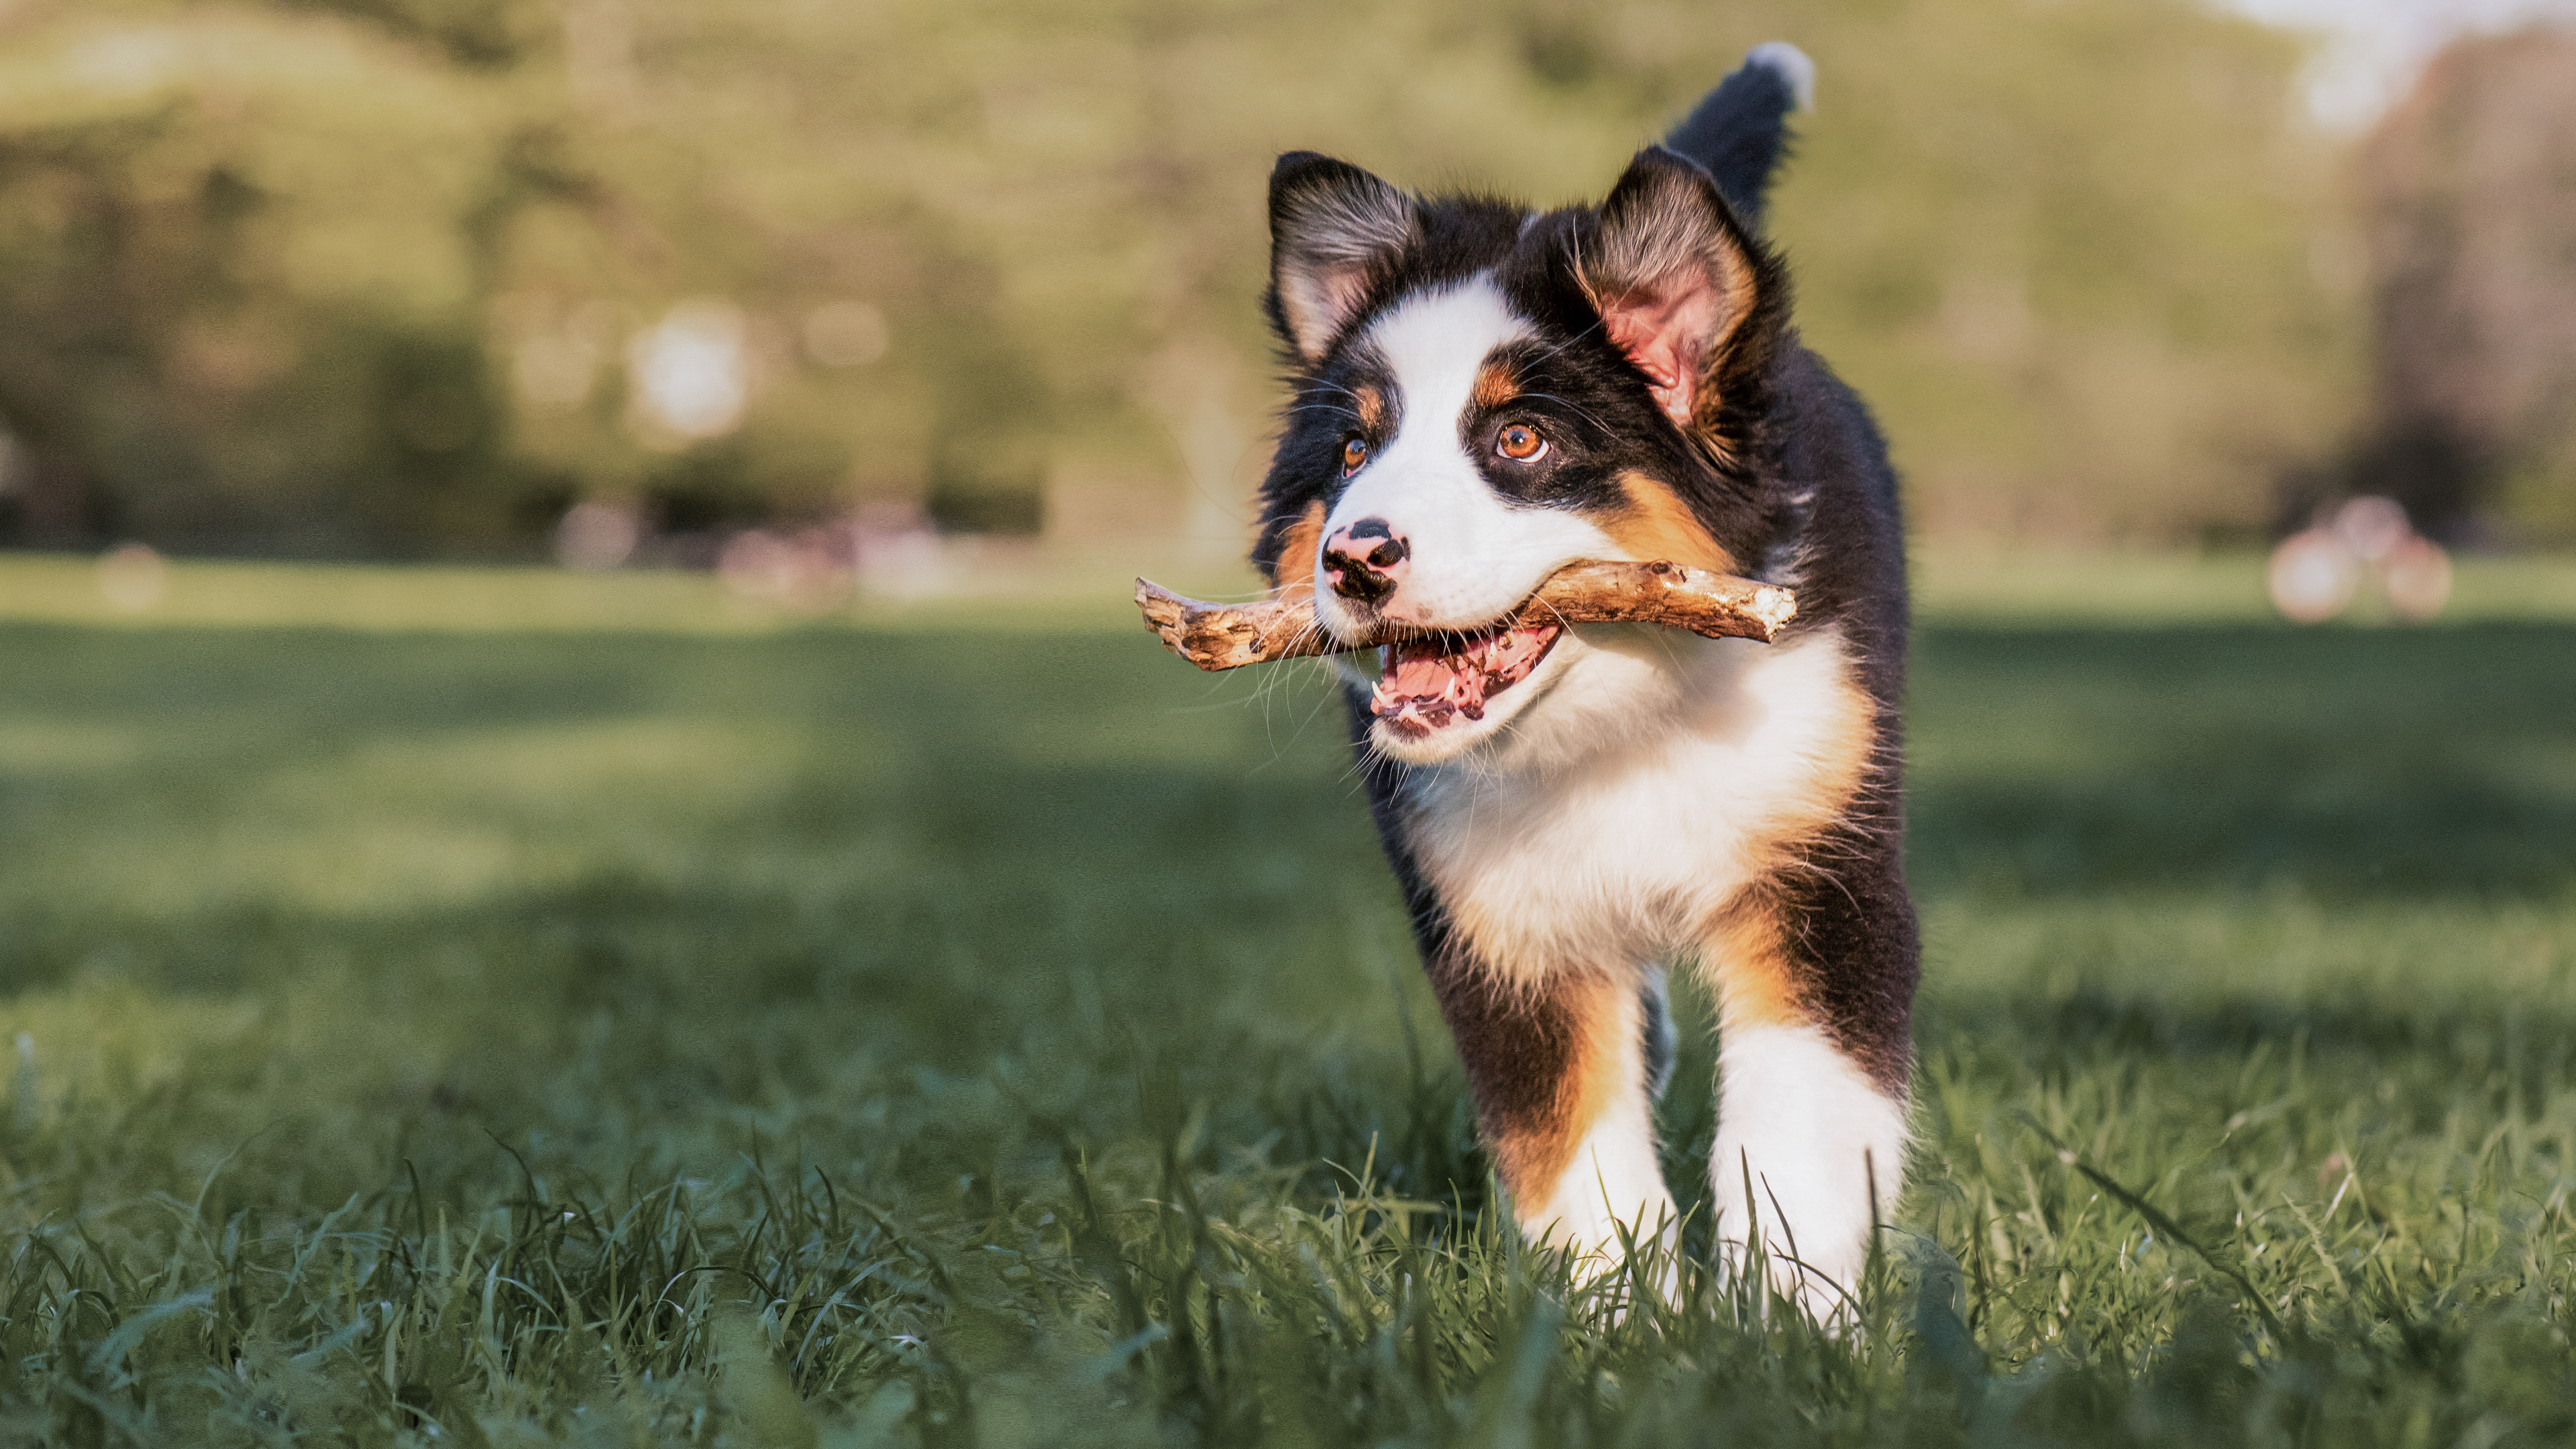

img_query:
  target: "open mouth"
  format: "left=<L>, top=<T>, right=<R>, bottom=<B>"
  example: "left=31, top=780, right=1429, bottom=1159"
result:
left=1368, top=623, right=1562, bottom=740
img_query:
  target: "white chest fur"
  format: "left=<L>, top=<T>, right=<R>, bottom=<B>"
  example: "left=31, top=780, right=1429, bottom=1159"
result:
left=1395, top=623, right=1864, bottom=979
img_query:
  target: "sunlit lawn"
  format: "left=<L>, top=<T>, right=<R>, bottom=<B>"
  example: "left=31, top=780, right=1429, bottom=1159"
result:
left=3, top=549, right=2574, bottom=1446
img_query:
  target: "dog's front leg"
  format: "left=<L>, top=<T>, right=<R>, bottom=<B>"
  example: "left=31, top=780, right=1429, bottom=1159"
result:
left=1703, top=856, right=1917, bottom=1326
left=1419, top=932, right=1676, bottom=1283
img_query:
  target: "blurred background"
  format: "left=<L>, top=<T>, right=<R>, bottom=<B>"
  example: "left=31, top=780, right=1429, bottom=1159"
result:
left=0, top=0, right=2570, bottom=588
left=5, top=7, right=2576, bottom=1436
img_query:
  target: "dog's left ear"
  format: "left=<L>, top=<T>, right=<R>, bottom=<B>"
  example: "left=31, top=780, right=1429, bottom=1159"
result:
left=1578, top=146, right=1786, bottom=445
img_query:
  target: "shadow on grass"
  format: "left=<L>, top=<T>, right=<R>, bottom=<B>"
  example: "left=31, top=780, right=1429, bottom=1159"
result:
left=1911, top=621, right=2576, bottom=902
left=5, top=615, right=2571, bottom=1213
left=9, top=610, right=2576, bottom=1444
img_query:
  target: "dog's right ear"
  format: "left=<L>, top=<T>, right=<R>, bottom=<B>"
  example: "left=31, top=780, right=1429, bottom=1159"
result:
left=1266, top=152, right=1417, bottom=367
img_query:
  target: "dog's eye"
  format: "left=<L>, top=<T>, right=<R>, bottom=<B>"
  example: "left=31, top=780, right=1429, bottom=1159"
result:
left=1340, top=437, right=1368, bottom=475
left=1496, top=424, right=1547, bottom=462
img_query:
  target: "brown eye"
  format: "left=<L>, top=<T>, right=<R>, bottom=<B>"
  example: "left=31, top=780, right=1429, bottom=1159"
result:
left=1497, top=424, right=1546, bottom=461
left=1341, top=437, right=1369, bottom=474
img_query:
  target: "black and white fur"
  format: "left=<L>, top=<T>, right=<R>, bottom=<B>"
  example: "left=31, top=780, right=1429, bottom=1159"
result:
left=1246, top=46, right=1917, bottom=1320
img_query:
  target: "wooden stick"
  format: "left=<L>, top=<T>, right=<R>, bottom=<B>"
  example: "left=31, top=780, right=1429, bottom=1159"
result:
left=1134, top=559, right=1799, bottom=672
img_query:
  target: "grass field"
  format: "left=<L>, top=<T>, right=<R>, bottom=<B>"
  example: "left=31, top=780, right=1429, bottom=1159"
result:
left=3, top=550, right=2575, bottom=1446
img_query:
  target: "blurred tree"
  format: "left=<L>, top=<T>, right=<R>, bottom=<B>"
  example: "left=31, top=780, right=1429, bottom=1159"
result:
left=1750, top=0, right=2359, bottom=541
left=0, top=8, right=504, bottom=549
left=0, top=0, right=2359, bottom=555
left=2346, top=26, right=2576, bottom=545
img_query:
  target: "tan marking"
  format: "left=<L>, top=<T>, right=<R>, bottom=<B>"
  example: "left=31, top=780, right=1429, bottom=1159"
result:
left=1265, top=499, right=1328, bottom=594
left=1695, top=641, right=1883, bottom=1028
left=1353, top=386, right=1387, bottom=434
left=1606, top=471, right=1735, bottom=574
left=1701, top=886, right=1804, bottom=1031
left=1471, top=358, right=1520, bottom=412
left=1483, top=971, right=1628, bottom=1205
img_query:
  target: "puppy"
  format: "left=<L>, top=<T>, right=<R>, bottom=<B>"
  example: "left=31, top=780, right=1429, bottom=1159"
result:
left=1249, top=45, right=1917, bottom=1320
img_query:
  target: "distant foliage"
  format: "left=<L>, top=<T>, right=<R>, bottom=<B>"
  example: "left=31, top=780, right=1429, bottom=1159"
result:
left=0, top=0, right=2356, bottom=554
left=2347, top=27, right=2576, bottom=545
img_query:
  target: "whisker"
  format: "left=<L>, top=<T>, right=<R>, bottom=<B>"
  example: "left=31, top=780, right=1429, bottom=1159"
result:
left=1520, top=390, right=1618, bottom=441
left=1527, top=314, right=1608, bottom=364
left=1523, top=594, right=1576, bottom=633
left=1295, top=380, right=1365, bottom=407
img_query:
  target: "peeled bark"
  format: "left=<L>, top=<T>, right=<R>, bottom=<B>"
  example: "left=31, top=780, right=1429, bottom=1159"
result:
left=1135, top=559, right=1799, bottom=672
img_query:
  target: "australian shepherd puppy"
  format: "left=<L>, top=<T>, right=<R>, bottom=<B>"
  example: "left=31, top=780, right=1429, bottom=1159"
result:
left=1249, top=46, right=1917, bottom=1320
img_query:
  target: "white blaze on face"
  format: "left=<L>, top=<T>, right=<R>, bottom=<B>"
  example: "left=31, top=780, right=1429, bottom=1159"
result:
left=1317, top=276, right=1615, bottom=633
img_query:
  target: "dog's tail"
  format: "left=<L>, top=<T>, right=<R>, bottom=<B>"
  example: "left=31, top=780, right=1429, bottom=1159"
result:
left=1660, top=42, right=1815, bottom=227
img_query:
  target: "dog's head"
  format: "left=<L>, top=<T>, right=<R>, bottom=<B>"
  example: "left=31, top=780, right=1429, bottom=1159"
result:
left=1250, top=147, right=1789, bottom=765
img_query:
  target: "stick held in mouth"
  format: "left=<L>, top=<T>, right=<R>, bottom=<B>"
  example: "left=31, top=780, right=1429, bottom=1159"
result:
left=1134, top=559, right=1799, bottom=672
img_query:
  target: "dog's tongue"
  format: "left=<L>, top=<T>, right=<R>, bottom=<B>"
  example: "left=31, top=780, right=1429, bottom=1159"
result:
left=1370, top=625, right=1560, bottom=737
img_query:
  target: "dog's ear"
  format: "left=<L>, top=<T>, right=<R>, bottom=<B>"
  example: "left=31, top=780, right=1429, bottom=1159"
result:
left=1578, top=146, right=1785, bottom=449
left=1266, top=152, right=1417, bottom=366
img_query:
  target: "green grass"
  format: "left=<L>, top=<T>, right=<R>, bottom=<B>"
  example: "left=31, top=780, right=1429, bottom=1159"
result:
left=3, top=550, right=2575, bottom=1446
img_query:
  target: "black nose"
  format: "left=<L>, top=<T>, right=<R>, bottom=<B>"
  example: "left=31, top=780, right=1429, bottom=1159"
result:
left=1322, top=517, right=1409, bottom=602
